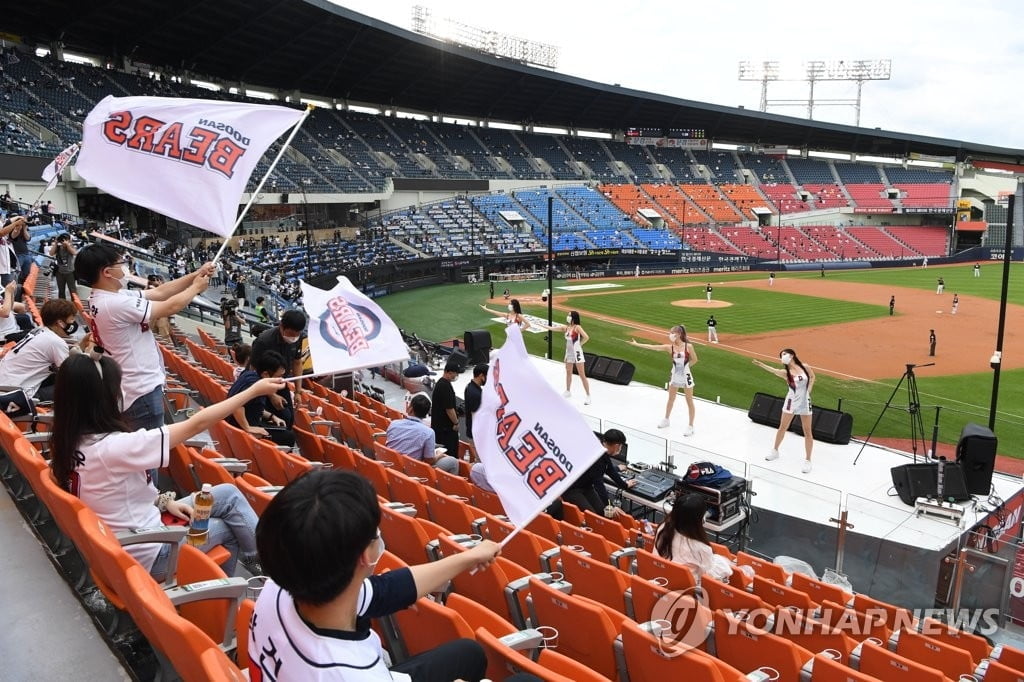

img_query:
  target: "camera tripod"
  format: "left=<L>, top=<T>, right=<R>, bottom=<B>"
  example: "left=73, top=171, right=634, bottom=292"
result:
left=853, top=363, right=934, bottom=466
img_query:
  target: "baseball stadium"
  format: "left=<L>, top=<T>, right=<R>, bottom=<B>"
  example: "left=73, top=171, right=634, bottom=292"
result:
left=1, top=0, right=1023, bottom=680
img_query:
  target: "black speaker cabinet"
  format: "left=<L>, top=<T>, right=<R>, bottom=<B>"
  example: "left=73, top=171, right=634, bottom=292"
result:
left=747, top=394, right=852, bottom=444
left=747, top=392, right=783, bottom=426
left=957, top=422, right=997, bottom=495
left=578, top=352, right=634, bottom=385
left=447, top=348, right=468, bottom=373
left=890, top=462, right=972, bottom=506
left=463, top=330, right=492, bottom=365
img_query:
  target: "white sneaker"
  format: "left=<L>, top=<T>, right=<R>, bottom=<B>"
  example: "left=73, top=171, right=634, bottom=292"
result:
left=657, top=418, right=670, bottom=429
left=584, top=396, right=591, bottom=405
left=801, top=460, right=812, bottom=474
left=683, top=426, right=694, bottom=437
left=562, top=391, right=571, bottom=398
left=765, top=449, right=780, bottom=461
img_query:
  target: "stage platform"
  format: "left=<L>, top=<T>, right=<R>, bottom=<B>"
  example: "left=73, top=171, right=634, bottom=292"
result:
left=434, top=352, right=1024, bottom=614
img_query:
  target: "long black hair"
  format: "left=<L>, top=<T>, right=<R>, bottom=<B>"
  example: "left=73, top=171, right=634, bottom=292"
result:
left=50, top=354, right=127, bottom=491
left=567, top=310, right=581, bottom=325
left=670, top=324, right=688, bottom=345
left=509, top=299, right=523, bottom=315
left=780, top=347, right=809, bottom=382
left=655, top=493, right=710, bottom=560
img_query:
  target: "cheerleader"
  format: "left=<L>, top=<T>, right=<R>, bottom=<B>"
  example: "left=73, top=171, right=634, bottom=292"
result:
left=628, top=324, right=697, bottom=435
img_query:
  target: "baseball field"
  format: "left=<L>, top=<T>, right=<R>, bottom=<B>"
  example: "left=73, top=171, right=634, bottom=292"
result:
left=378, top=262, right=1024, bottom=459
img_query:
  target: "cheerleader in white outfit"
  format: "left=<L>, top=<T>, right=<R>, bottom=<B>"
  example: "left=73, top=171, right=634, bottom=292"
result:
left=537, top=310, right=591, bottom=404
left=480, top=298, right=531, bottom=331
left=753, top=348, right=816, bottom=473
left=628, top=324, right=698, bottom=436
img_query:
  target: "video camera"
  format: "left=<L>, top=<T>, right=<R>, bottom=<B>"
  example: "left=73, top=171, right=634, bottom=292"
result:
left=219, top=296, right=239, bottom=317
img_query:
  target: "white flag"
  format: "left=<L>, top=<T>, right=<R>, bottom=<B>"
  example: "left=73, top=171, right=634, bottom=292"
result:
left=76, top=95, right=304, bottom=238
left=299, top=277, right=409, bottom=375
left=41, top=142, right=80, bottom=190
left=473, top=325, right=604, bottom=528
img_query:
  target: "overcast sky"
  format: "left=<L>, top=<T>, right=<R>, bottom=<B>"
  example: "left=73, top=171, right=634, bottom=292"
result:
left=333, top=0, right=1024, bottom=150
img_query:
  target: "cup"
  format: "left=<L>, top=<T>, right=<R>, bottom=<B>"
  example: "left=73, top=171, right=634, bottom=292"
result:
left=651, top=576, right=669, bottom=587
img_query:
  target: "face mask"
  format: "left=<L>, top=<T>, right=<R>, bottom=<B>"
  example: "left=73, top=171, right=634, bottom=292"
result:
left=507, top=304, right=514, bottom=312
left=282, top=334, right=301, bottom=344
left=668, top=333, right=678, bottom=342
left=781, top=353, right=793, bottom=365
left=566, top=315, right=573, bottom=324
left=61, top=320, right=79, bottom=335
left=365, top=532, right=386, bottom=568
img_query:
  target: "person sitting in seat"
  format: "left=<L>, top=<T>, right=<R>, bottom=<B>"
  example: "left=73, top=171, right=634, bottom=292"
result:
left=49, top=354, right=281, bottom=580
left=251, top=469, right=503, bottom=682
left=227, top=350, right=295, bottom=447
left=0, top=298, right=91, bottom=401
left=385, top=393, right=459, bottom=474
left=654, top=492, right=736, bottom=581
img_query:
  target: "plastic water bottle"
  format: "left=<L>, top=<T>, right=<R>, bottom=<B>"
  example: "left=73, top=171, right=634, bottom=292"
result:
left=187, top=484, right=214, bottom=546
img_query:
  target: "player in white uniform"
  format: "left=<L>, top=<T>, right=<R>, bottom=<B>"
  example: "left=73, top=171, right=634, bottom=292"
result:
left=480, top=298, right=531, bottom=331
left=753, top=348, right=816, bottom=473
left=628, top=324, right=698, bottom=436
left=49, top=354, right=285, bottom=578
left=250, top=470, right=503, bottom=682
left=0, top=299, right=91, bottom=400
left=536, top=310, right=591, bottom=404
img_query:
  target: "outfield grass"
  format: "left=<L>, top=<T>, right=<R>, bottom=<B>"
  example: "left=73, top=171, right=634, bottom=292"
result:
left=378, top=270, right=1024, bottom=457
left=568, top=286, right=884, bottom=335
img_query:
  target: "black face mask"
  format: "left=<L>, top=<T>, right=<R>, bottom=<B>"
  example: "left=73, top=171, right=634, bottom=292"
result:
left=60, top=321, right=79, bottom=335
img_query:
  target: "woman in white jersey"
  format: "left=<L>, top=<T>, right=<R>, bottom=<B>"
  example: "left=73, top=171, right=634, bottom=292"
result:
left=480, top=297, right=531, bottom=331
left=628, top=324, right=698, bottom=435
left=536, top=310, right=591, bottom=404
left=754, top=347, right=816, bottom=473
left=50, top=353, right=286, bottom=579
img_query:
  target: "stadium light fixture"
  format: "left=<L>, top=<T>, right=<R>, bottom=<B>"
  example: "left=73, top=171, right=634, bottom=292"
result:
left=411, top=5, right=560, bottom=69
left=739, top=58, right=892, bottom=125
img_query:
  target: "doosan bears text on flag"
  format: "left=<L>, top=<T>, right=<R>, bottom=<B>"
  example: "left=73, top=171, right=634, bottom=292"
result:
left=473, top=325, right=604, bottom=528
left=41, top=142, right=80, bottom=190
left=299, top=277, right=410, bottom=376
left=76, top=95, right=304, bottom=238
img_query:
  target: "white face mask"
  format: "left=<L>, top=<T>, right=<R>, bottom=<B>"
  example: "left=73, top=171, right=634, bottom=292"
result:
left=282, top=334, right=301, bottom=344
left=668, top=333, right=678, bottom=342
left=365, top=532, right=386, bottom=569
left=507, top=304, right=514, bottom=312
left=781, top=353, right=793, bottom=365
left=566, top=315, right=573, bottom=324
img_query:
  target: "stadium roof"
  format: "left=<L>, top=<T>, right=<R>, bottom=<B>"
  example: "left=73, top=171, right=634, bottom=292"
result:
left=7, top=0, right=1024, bottom=164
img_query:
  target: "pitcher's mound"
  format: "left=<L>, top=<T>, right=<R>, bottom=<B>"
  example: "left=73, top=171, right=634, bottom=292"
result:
left=671, top=300, right=733, bottom=308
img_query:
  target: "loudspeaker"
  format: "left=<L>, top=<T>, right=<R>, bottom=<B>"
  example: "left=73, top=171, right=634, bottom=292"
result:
left=957, top=422, right=997, bottom=495
left=579, top=352, right=634, bottom=385
left=446, top=348, right=468, bottom=373
left=281, top=193, right=289, bottom=203
left=798, top=406, right=852, bottom=445
left=747, top=392, right=783, bottom=426
left=891, top=463, right=938, bottom=506
left=890, top=462, right=972, bottom=506
left=463, top=330, right=492, bottom=365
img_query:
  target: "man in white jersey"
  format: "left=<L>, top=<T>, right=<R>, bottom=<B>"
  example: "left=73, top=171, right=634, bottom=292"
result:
left=0, top=298, right=91, bottom=400
left=76, top=244, right=211, bottom=430
left=251, top=470, right=503, bottom=682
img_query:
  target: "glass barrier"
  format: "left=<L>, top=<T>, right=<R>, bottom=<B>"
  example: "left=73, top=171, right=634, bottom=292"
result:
left=743, top=464, right=843, bottom=575
left=668, top=440, right=749, bottom=480
left=603, top=419, right=667, bottom=467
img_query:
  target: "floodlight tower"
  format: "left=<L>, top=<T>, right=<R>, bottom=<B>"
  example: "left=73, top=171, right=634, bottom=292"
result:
left=738, top=59, right=892, bottom=125
left=411, top=5, right=559, bottom=69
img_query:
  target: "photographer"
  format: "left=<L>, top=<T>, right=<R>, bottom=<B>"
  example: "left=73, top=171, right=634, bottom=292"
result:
left=48, top=233, right=78, bottom=300
left=221, top=297, right=244, bottom=347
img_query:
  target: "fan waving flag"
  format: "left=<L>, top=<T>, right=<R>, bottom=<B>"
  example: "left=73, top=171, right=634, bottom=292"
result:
left=300, top=277, right=409, bottom=375
left=76, top=95, right=304, bottom=238
left=41, top=142, right=80, bottom=190
left=473, top=325, right=605, bottom=528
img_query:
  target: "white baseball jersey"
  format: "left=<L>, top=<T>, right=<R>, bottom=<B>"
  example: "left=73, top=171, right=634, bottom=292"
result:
left=89, top=288, right=165, bottom=408
left=0, top=326, right=69, bottom=397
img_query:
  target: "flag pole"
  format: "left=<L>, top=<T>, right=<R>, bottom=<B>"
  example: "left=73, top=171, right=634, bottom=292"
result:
left=211, top=103, right=314, bottom=264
